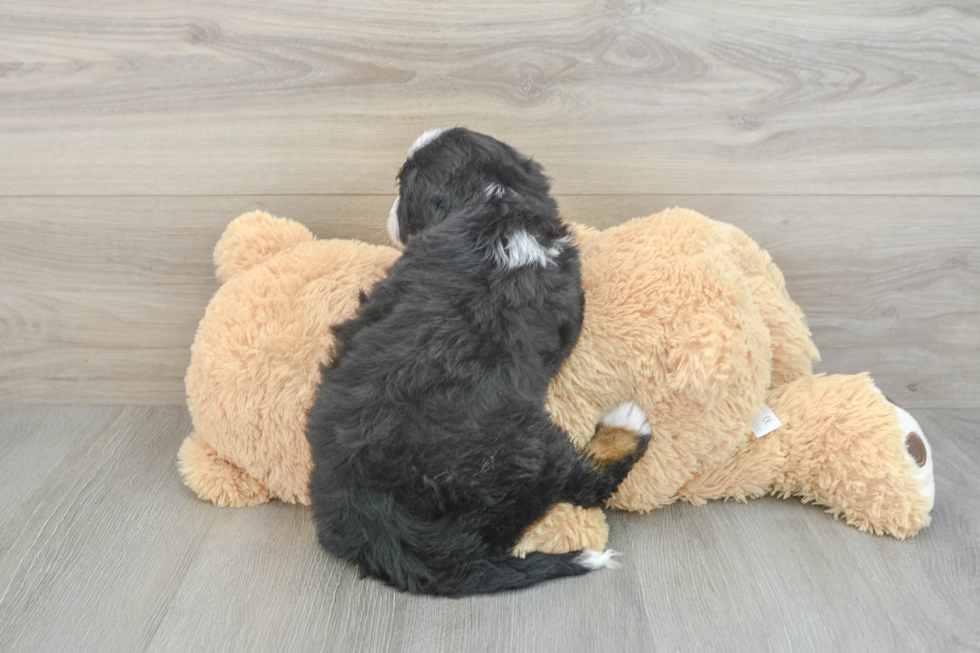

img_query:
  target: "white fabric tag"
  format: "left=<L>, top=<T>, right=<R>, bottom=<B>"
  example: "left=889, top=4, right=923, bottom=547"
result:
left=751, top=405, right=782, bottom=438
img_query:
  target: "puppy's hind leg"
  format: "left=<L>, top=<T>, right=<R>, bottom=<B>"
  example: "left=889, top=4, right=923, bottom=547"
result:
left=563, top=402, right=651, bottom=509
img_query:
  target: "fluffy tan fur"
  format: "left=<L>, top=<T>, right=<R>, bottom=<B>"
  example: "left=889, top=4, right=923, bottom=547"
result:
left=183, top=212, right=399, bottom=507
left=181, top=208, right=932, bottom=550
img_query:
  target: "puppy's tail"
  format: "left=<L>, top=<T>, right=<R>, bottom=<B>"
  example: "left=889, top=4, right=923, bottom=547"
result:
left=363, top=525, right=621, bottom=596
left=322, top=490, right=620, bottom=596
left=449, top=549, right=621, bottom=596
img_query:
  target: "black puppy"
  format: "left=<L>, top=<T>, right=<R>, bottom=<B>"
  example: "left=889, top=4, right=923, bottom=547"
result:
left=307, top=128, right=650, bottom=596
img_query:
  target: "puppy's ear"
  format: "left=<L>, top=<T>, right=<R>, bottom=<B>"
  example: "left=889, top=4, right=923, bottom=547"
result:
left=475, top=190, right=572, bottom=271
left=396, top=167, right=450, bottom=245
left=522, top=157, right=545, bottom=178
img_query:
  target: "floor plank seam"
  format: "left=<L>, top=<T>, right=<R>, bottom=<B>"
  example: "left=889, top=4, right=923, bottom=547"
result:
left=3, top=193, right=980, bottom=199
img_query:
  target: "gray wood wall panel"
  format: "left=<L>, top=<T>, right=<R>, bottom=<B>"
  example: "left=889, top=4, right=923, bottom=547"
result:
left=1, top=1, right=979, bottom=197
left=1, top=195, right=976, bottom=407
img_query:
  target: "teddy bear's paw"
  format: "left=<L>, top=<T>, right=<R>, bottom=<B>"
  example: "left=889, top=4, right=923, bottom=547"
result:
left=872, top=387, right=935, bottom=513
left=178, top=436, right=272, bottom=508
left=600, top=401, right=651, bottom=436
left=511, top=504, right=609, bottom=557
left=890, top=400, right=935, bottom=512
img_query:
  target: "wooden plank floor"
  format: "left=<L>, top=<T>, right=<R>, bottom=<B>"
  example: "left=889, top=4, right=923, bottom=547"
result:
left=0, top=405, right=977, bottom=653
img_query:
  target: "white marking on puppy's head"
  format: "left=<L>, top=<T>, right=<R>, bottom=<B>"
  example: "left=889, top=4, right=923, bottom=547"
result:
left=485, top=182, right=506, bottom=199
left=407, top=128, right=450, bottom=158
left=387, top=196, right=404, bottom=249
left=489, top=230, right=572, bottom=270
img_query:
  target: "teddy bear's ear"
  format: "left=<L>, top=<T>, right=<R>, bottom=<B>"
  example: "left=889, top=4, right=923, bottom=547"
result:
left=213, top=211, right=315, bottom=283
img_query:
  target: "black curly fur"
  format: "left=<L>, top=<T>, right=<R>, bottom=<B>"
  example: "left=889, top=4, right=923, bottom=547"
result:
left=306, top=128, right=648, bottom=596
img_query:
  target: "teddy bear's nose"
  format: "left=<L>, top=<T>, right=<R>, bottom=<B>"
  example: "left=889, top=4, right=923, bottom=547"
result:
left=906, top=432, right=927, bottom=467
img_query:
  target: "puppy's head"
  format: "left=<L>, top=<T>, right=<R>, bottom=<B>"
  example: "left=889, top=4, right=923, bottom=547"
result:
left=387, top=128, right=557, bottom=249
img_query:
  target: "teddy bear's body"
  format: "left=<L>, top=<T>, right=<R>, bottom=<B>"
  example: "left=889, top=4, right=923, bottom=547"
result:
left=546, top=214, right=817, bottom=509
left=182, top=213, right=399, bottom=507
left=181, top=209, right=935, bottom=551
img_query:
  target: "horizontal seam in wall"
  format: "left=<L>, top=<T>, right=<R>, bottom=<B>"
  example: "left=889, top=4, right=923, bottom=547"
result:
left=2, top=193, right=980, bottom=199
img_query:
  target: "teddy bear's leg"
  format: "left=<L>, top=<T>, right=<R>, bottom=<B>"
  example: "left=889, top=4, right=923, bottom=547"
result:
left=722, top=223, right=820, bottom=387
left=511, top=504, right=610, bottom=557
left=178, top=435, right=273, bottom=508
left=678, top=374, right=934, bottom=538
left=770, top=376, right=935, bottom=538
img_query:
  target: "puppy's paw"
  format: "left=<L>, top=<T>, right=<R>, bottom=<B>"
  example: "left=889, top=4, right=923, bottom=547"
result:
left=585, top=425, right=649, bottom=466
left=573, top=402, right=652, bottom=507
left=601, top=401, right=651, bottom=436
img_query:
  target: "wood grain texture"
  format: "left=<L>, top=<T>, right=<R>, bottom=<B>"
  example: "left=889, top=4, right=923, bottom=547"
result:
left=0, top=406, right=216, bottom=653
left=1, top=1, right=977, bottom=649
left=1, top=195, right=976, bottom=407
left=0, top=405, right=977, bottom=653
left=1, top=0, right=979, bottom=196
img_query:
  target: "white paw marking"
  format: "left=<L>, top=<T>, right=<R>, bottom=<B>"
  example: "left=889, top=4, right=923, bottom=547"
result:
left=575, top=548, right=622, bottom=570
left=387, top=196, right=404, bottom=249
left=407, top=128, right=449, bottom=157
left=489, top=230, right=571, bottom=270
left=601, top=401, right=651, bottom=436
left=875, top=386, right=935, bottom=512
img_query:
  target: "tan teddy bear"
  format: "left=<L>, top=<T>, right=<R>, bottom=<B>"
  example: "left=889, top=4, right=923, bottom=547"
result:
left=180, top=208, right=935, bottom=554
